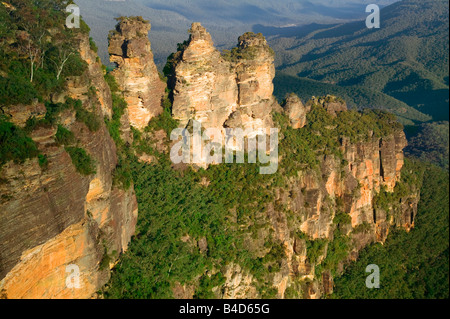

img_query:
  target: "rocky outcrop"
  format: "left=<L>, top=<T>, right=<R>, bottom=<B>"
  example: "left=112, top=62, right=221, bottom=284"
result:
left=0, top=32, right=137, bottom=299
left=191, top=98, right=413, bottom=299
left=282, top=93, right=310, bottom=129
left=3, top=102, right=46, bottom=128
left=307, top=95, right=347, bottom=117
left=221, top=263, right=258, bottom=299
left=171, top=23, right=238, bottom=129
left=169, top=23, right=280, bottom=131
left=101, top=20, right=416, bottom=300
left=108, top=17, right=165, bottom=129
left=339, top=130, right=408, bottom=228
left=255, top=122, right=414, bottom=299
left=78, top=35, right=113, bottom=119
left=0, top=14, right=420, bottom=300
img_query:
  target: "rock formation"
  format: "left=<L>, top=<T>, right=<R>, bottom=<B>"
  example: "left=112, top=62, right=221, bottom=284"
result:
left=261, top=106, right=414, bottom=298
left=282, top=93, right=310, bottom=129
left=243, top=124, right=414, bottom=299
left=307, top=95, right=348, bottom=117
left=168, top=23, right=280, bottom=132
left=103, top=20, right=415, bottom=299
left=0, top=32, right=137, bottom=299
left=108, top=17, right=165, bottom=129
left=0, top=14, right=421, bottom=301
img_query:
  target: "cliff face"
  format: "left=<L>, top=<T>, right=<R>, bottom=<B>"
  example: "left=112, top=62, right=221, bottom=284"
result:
left=257, top=96, right=415, bottom=298
left=0, top=15, right=420, bottom=300
left=0, top=33, right=137, bottom=299
left=108, top=17, right=165, bottom=129
left=222, top=125, right=415, bottom=299
left=168, top=23, right=280, bottom=131
left=341, top=130, right=408, bottom=226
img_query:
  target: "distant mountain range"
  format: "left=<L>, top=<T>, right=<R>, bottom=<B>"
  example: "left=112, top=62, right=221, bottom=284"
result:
left=268, top=0, right=449, bottom=124
left=74, top=0, right=398, bottom=67
left=134, top=0, right=399, bottom=25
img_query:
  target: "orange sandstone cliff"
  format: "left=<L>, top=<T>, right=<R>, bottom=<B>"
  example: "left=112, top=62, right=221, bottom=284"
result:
left=0, top=32, right=137, bottom=299
left=167, top=23, right=280, bottom=131
left=108, top=17, right=165, bottom=130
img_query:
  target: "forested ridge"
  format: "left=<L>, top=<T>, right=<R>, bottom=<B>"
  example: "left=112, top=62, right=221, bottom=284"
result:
left=269, top=0, right=449, bottom=125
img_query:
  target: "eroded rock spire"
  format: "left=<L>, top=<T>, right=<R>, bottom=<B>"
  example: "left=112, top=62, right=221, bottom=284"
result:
left=108, top=16, right=165, bottom=129
left=169, top=23, right=280, bottom=132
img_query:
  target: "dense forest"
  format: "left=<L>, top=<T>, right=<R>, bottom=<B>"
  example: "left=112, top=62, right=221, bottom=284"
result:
left=100, top=101, right=447, bottom=299
left=405, top=122, right=449, bottom=170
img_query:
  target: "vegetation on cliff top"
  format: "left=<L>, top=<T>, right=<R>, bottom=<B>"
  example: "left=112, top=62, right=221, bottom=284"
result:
left=222, top=32, right=274, bottom=63
left=0, top=1, right=100, bottom=176
left=274, top=100, right=403, bottom=178
left=0, top=1, right=89, bottom=105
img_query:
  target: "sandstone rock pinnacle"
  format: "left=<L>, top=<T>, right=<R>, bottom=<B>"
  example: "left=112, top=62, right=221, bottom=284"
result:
left=109, top=16, right=165, bottom=129
left=169, top=23, right=280, bottom=132
left=282, top=93, right=310, bottom=129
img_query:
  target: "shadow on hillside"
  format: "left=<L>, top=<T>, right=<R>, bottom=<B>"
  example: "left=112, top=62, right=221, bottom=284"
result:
left=252, top=23, right=339, bottom=39
left=391, top=88, right=449, bottom=121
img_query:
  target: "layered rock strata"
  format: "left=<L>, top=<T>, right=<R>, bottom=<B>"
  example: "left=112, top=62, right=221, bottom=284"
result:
left=0, top=16, right=420, bottom=301
left=257, top=111, right=414, bottom=299
left=169, top=23, right=280, bottom=132
left=108, top=17, right=165, bottom=129
left=0, top=33, right=138, bottom=299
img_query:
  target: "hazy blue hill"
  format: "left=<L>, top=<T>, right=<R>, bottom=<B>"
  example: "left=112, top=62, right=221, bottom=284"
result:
left=269, top=0, right=449, bottom=122
left=135, top=0, right=398, bottom=24
left=74, top=0, right=398, bottom=68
